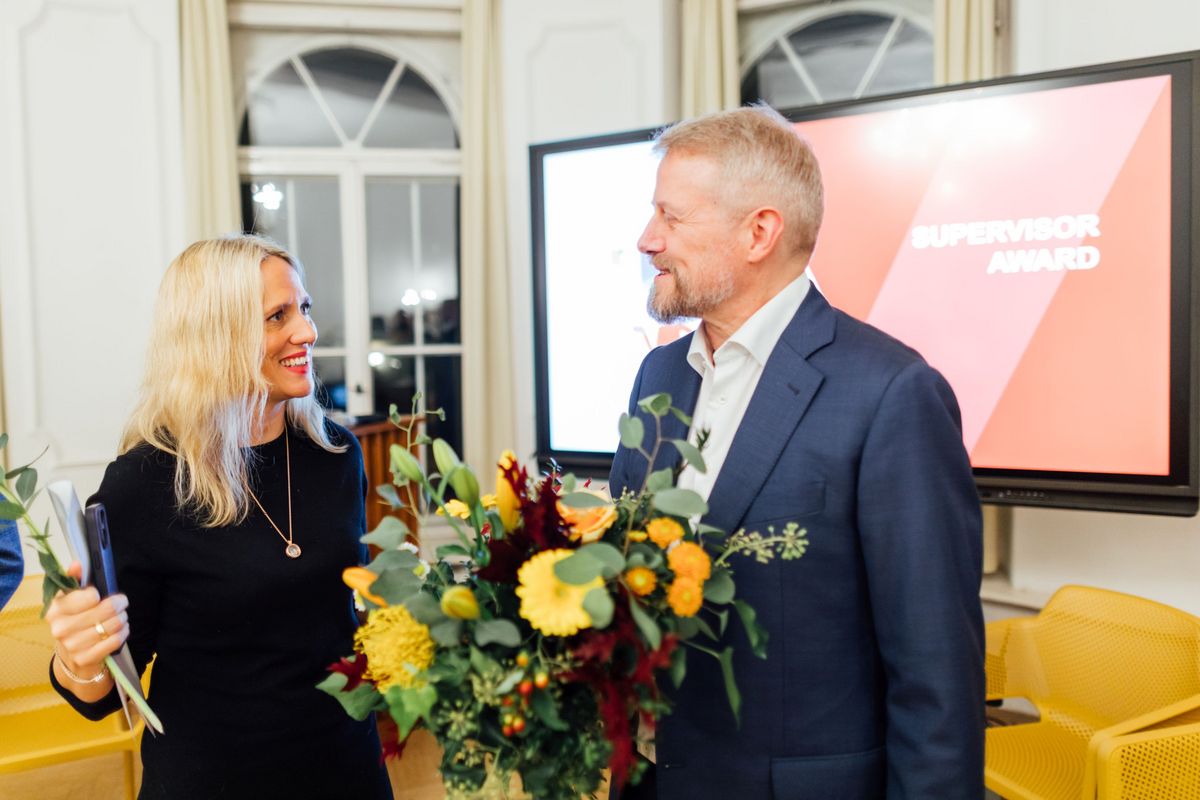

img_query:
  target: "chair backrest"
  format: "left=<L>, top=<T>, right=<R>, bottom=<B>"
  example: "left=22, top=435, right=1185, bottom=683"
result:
left=0, top=575, right=61, bottom=716
left=1028, top=585, right=1200, bottom=727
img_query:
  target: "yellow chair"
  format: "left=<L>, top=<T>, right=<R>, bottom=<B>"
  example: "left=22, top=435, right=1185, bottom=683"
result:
left=985, top=584, right=1200, bottom=800
left=0, top=575, right=141, bottom=799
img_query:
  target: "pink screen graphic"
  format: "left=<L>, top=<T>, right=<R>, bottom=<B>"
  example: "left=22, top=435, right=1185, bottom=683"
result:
left=796, top=75, right=1172, bottom=475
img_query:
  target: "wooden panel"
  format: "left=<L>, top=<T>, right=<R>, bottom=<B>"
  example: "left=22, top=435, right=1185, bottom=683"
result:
left=351, top=417, right=421, bottom=543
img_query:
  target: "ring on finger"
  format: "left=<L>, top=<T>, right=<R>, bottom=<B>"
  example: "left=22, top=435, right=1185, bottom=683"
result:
left=95, top=621, right=108, bottom=640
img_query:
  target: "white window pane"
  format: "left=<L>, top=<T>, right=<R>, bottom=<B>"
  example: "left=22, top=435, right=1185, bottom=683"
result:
left=864, top=20, right=934, bottom=96
left=742, top=42, right=816, bottom=109
left=789, top=13, right=893, bottom=103
left=365, top=179, right=417, bottom=345
left=363, top=68, right=457, bottom=148
left=302, top=48, right=397, bottom=142
left=243, top=61, right=340, bottom=147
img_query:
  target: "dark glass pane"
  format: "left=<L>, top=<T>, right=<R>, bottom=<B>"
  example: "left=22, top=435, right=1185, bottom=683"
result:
left=789, top=13, right=893, bottom=103
left=244, top=60, right=340, bottom=147
left=241, top=176, right=346, bottom=346
left=424, top=356, right=462, bottom=464
left=314, top=356, right=347, bottom=411
left=420, top=182, right=460, bottom=344
left=743, top=41, right=816, bottom=109
left=863, top=20, right=934, bottom=96
left=365, top=179, right=416, bottom=345
left=370, top=355, right=417, bottom=424
left=363, top=67, right=458, bottom=148
left=302, top=48, right=397, bottom=141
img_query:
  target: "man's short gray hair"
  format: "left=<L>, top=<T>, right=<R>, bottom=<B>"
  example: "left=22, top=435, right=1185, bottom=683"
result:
left=653, top=104, right=824, bottom=257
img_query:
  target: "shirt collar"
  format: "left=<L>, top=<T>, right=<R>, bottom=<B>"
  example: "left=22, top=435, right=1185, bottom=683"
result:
left=686, top=273, right=811, bottom=375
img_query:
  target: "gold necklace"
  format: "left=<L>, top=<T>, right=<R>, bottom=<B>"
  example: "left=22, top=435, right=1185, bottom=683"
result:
left=248, top=425, right=301, bottom=559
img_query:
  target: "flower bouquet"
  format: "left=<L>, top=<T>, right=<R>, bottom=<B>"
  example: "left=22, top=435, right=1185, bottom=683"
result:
left=320, top=394, right=804, bottom=799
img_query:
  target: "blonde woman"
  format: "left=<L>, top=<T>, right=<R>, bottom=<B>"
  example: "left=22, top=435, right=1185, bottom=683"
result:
left=44, top=235, right=393, bottom=799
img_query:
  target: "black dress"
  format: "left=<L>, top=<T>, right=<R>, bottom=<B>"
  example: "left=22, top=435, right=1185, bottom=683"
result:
left=51, top=421, right=393, bottom=800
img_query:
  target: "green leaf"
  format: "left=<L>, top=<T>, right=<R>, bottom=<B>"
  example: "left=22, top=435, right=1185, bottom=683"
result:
left=431, top=438, right=460, bottom=476
left=386, top=684, right=438, bottom=740
left=669, top=646, right=688, bottom=688
left=718, top=646, right=742, bottom=726
left=669, top=407, right=693, bottom=427
left=558, top=491, right=608, bottom=509
left=447, top=466, right=480, bottom=509
left=553, top=551, right=603, bottom=585
left=652, top=488, right=708, bottom=518
left=670, top=439, right=706, bottom=474
left=376, top=483, right=405, bottom=509
left=618, top=414, right=645, bottom=449
left=578, top=542, right=625, bottom=577
left=16, top=468, right=37, bottom=502
left=693, top=616, right=718, bottom=641
left=474, top=618, right=521, bottom=648
left=370, top=570, right=422, bottom=605
left=405, top=592, right=445, bottom=626
left=316, top=670, right=386, bottom=721
left=495, top=669, right=525, bottom=695
left=436, top=544, right=470, bottom=559
left=370, top=547, right=421, bottom=574
left=389, top=445, right=423, bottom=483
left=361, top=516, right=410, bottom=550
left=627, top=543, right=663, bottom=570
left=0, top=500, right=24, bottom=521
left=560, top=473, right=578, bottom=493
left=677, top=616, right=700, bottom=639
left=469, top=646, right=498, bottom=677
left=0, top=433, right=7, bottom=451
left=637, top=393, right=671, bottom=418
left=645, top=468, right=674, bottom=493
left=715, top=608, right=729, bottom=636
left=703, top=569, right=735, bottom=604
left=430, top=619, right=462, bottom=646
left=628, top=596, right=661, bottom=650
left=582, top=587, right=614, bottom=628
left=696, top=523, right=728, bottom=540
left=733, top=599, right=769, bottom=659
left=530, top=687, right=570, bottom=731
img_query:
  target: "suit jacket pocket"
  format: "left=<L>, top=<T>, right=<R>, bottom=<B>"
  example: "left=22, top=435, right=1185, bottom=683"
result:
left=770, top=746, right=885, bottom=800
left=744, top=479, right=826, bottom=528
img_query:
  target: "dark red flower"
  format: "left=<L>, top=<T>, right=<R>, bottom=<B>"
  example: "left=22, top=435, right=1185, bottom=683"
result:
left=327, top=655, right=370, bottom=691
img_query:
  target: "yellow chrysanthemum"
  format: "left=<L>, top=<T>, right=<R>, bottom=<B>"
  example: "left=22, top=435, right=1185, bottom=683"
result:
left=495, top=450, right=522, bottom=532
left=436, top=499, right=472, bottom=520
left=354, top=605, right=436, bottom=690
left=667, top=577, right=704, bottom=617
left=627, top=529, right=648, bottom=542
left=516, top=549, right=603, bottom=636
left=624, top=567, right=657, bottom=597
left=667, top=541, right=711, bottom=583
left=647, top=517, right=684, bottom=549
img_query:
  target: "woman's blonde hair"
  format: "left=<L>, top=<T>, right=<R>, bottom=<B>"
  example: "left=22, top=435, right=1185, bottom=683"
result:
left=120, top=234, right=345, bottom=527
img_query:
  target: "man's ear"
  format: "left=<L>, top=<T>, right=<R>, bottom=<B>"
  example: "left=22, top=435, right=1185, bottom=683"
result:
left=746, top=207, right=785, bottom=264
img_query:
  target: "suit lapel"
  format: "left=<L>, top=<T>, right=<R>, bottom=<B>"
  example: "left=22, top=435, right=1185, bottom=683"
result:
left=702, top=290, right=836, bottom=533
left=651, top=347, right=701, bottom=473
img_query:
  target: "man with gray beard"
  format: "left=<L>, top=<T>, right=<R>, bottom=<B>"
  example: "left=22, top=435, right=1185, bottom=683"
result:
left=609, top=104, right=985, bottom=799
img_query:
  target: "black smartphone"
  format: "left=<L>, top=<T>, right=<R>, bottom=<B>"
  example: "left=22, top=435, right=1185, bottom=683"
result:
left=84, top=502, right=119, bottom=598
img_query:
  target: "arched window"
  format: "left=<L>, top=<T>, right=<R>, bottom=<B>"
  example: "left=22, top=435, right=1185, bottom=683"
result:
left=741, top=2, right=934, bottom=107
left=239, top=44, right=462, bottom=455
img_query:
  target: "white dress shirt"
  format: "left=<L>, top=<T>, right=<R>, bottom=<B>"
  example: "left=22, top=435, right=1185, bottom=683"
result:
left=677, top=274, right=811, bottom=501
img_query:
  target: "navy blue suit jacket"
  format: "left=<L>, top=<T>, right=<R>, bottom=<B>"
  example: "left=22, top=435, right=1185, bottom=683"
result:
left=0, top=519, right=23, bottom=610
left=609, top=289, right=985, bottom=799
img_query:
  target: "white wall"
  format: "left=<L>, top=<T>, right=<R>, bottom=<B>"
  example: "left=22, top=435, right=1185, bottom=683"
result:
left=1003, top=0, right=1200, bottom=615
left=0, top=0, right=186, bottom=572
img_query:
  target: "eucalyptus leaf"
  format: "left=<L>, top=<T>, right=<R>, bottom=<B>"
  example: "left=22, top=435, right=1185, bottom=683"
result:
left=578, top=542, right=625, bottom=577
left=405, top=592, right=445, bottom=626
left=670, top=439, right=707, bottom=474
left=637, top=393, right=671, bottom=418
left=627, top=543, right=663, bottom=570
left=436, top=544, right=470, bottom=559
left=369, top=569, right=422, bottom=605
left=316, top=672, right=386, bottom=721
left=361, top=516, right=410, bottom=550
left=474, top=618, right=521, bottom=648
left=531, top=688, right=571, bottom=731
left=582, top=587, right=614, bottom=628
left=652, top=488, right=708, bottom=518
left=495, top=669, right=525, bottom=695
left=553, top=551, right=603, bottom=585
left=558, top=491, right=608, bottom=509
left=703, top=569, right=735, bottom=604
left=669, top=646, right=688, bottom=688
left=430, top=618, right=463, bottom=647
left=0, top=433, right=7, bottom=451
left=560, top=473, right=578, bottom=494
left=719, top=646, right=742, bottom=726
left=676, top=616, right=700, bottom=639
left=0, top=501, right=24, bottom=521
left=16, top=468, right=37, bottom=502
left=669, top=407, right=693, bottom=427
left=628, top=596, right=662, bottom=650
left=386, top=684, right=438, bottom=740
left=370, top=547, right=421, bottom=574
left=618, top=414, right=645, bottom=449
left=645, top=468, right=674, bottom=493
left=693, top=616, right=718, bottom=641
left=733, top=599, right=770, bottom=659
left=375, top=483, right=405, bottom=509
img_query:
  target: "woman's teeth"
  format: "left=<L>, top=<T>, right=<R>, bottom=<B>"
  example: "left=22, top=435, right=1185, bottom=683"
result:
left=281, top=356, right=308, bottom=367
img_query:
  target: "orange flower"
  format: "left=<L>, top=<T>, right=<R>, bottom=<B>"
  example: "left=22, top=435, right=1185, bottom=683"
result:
left=624, top=566, right=657, bottom=597
left=667, top=577, right=703, bottom=617
left=557, top=492, right=618, bottom=544
left=646, top=517, right=684, bottom=549
left=343, top=566, right=386, bottom=607
left=667, top=541, right=711, bottom=583
left=627, top=529, right=648, bottom=543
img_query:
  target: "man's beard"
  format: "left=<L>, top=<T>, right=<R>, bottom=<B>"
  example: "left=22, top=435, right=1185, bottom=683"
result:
left=647, top=258, right=734, bottom=324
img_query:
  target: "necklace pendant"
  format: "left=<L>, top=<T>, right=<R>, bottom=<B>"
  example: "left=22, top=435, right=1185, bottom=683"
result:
left=285, top=543, right=302, bottom=559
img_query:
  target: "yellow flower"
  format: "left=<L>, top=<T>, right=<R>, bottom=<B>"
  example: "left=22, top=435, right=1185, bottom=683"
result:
left=495, top=450, right=522, bottom=532
left=557, top=491, right=617, bottom=544
left=436, top=499, right=472, bottom=520
left=624, top=567, right=657, bottom=597
left=343, top=566, right=386, bottom=607
left=516, top=549, right=603, bottom=636
left=667, top=541, right=711, bottom=583
left=440, top=585, right=480, bottom=620
left=354, top=605, right=436, bottom=690
left=647, top=517, right=684, bottom=549
left=481, top=493, right=498, bottom=509
left=667, top=577, right=704, bottom=617
left=627, top=529, right=648, bottom=543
